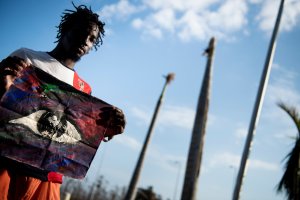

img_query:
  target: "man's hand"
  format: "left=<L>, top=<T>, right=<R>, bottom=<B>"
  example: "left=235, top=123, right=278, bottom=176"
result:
left=0, top=56, right=30, bottom=95
left=96, top=107, right=126, bottom=141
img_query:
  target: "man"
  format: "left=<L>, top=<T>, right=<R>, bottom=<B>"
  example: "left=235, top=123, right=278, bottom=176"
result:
left=0, top=4, right=126, bottom=200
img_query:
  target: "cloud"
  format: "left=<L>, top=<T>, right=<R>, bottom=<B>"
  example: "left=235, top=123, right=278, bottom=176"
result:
left=283, top=0, right=300, bottom=31
left=130, top=105, right=195, bottom=129
left=264, top=64, right=300, bottom=122
left=131, top=106, right=151, bottom=124
left=99, top=0, right=300, bottom=41
left=158, top=105, right=195, bottom=129
left=209, top=0, right=248, bottom=32
left=255, top=0, right=300, bottom=33
left=248, top=0, right=263, bottom=3
left=100, top=0, right=144, bottom=20
left=235, top=126, right=248, bottom=140
left=250, top=159, right=279, bottom=171
left=150, top=8, right=177, bottom=32
left=209, top=152, right=240, bottom=168
left=209, top=152, right=279, bottom=171
left=131, top=16, right=164, bottom=39
left=130, top=104, right=216, bottom=130
left=251, top=64, right=300, bottom=144
left=177, top=10, right=213, bottom=42
left=114, top=134, right=142, bottom=150
left=113, top=131, right=186, bottom=172
left=142, top=0, right=221, bottom=12
left=100, top=0, right=249, bottom=41
left=147, top=147, right=187, bottom=171
left=138, top=0, right=249, bottom=41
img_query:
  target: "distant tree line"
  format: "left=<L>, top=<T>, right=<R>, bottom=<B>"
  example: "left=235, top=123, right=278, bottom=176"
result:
left=60, top=175, right=164, bottom=200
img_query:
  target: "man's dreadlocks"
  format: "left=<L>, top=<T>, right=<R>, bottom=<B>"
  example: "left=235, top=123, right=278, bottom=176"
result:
left=56, top=3, right=105, bottom=50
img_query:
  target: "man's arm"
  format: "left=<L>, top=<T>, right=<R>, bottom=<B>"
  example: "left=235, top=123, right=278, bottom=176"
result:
left=0, top=56, right=30, bottom=98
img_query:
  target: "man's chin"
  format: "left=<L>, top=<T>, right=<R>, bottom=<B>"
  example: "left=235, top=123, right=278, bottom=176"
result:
left=68, top=53, right=82, bottom=62
left=73, top=56, right=81, bottom=62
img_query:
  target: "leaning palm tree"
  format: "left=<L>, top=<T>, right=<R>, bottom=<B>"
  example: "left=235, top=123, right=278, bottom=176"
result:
left=277, top=102, right=300, bottom=200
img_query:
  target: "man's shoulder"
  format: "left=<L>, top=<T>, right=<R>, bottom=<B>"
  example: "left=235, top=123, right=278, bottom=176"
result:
left=11, top=47, right=33, bottom=55
left=11, top=48, right=45, bottom=58
left=11, top=48, right=55, bottom=70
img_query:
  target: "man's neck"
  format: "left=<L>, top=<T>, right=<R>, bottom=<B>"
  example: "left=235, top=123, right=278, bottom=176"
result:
left=48, top=47, right=76, bottom=70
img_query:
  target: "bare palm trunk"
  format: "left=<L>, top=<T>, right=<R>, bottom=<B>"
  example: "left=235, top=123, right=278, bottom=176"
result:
left=124, top=73, right=175, bottom=200
left=232, top=1, right=285, bottom=199
left=180, top=37, right=215, bottom=200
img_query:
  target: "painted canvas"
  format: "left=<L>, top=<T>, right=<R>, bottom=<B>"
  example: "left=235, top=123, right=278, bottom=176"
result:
left=0, top=67, right=114, bottom=179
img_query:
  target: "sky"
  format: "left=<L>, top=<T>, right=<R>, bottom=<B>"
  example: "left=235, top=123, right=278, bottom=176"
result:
left=0, top=0, right=300, bottom=199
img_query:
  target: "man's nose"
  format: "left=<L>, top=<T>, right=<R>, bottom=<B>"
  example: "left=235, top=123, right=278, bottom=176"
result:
left=85, top=37, right=93, bottom=48
left=80, top=37, right=91, bottom=48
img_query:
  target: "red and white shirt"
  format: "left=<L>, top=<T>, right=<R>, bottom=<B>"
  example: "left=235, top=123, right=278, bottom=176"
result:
left=11, top=48, right=92, bottom=94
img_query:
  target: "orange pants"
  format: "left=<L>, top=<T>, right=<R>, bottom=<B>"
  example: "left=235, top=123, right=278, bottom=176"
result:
left=0, top=169, right=61, bottom=200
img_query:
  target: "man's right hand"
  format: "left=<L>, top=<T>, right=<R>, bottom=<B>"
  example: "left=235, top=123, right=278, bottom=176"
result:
left=0, top=56, right=30, bottom=97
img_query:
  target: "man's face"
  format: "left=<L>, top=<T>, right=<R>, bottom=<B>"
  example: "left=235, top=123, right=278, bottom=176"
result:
left=61, top=22, right=99, bottom=62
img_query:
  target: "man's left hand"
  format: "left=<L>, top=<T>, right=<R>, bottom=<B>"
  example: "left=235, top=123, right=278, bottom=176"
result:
left=96, top=107, right=126, bottom=141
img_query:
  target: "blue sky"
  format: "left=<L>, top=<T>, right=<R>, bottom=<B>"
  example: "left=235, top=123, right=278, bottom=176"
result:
left=1, top=0, right=300, bottom=199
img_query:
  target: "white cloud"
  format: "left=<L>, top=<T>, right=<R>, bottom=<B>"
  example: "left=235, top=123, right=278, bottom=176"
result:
left=100, top=0, right=300, bottom=41
left=132, top=18, right=143, bottom=29
left=142, top=0, right=220, bottom=12
left=142, top=0, right=183, bottom=11
left=145, top=0, right=249, bottom=42
left=130, top=105, right=195, bottom=129
left=250, top=159, right=279, bottom=171
left=235, top=126, right=248, bottom=139
left=130, top=8, right=176, bottom=39
left=152, top=8, right=176, bottom=32
left=147, top=147, right=187, bottom=171
left=100, top=0, right=144, bottom=20
left=131, top=17, right=164, bottom=39
left=114, top=134, right=141, bottom=150
left=248, top=0, right=263, bottom=4
left=131, top=106, right=151, bottom=123
left=257, top=64, right=300, bottom=144
left=130, top=104, right=217, bottom=131
left=209, top=152, right=240, bottom=168
left=264, top=64, right=300, bottom=116
left=177, top=10, right=212, bottom=42
left=159, top=105, right=195, bottom=129
left=113, top=129, right=187, bottom=172
left=211, top=0, right=248, bottom=32
left=256, top=0, right=281, bottom=32
left=209, top=152, right=279, bottom=171
left=100, top=0, right=249, bottom=41
left=274, top=131, right=298, bottom=142
left=282, top=0, right=300, bottom=31
left=268, top=83, right=300, bottom=107
left=255, top=0, right=300, bottom=33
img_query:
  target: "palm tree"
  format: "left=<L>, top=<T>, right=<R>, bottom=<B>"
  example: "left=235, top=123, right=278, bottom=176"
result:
left=277, top=102, right=300, bottom=200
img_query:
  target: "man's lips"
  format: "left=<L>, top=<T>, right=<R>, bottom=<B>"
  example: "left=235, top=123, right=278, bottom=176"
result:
left=78, top=47, right=85, bottom=54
